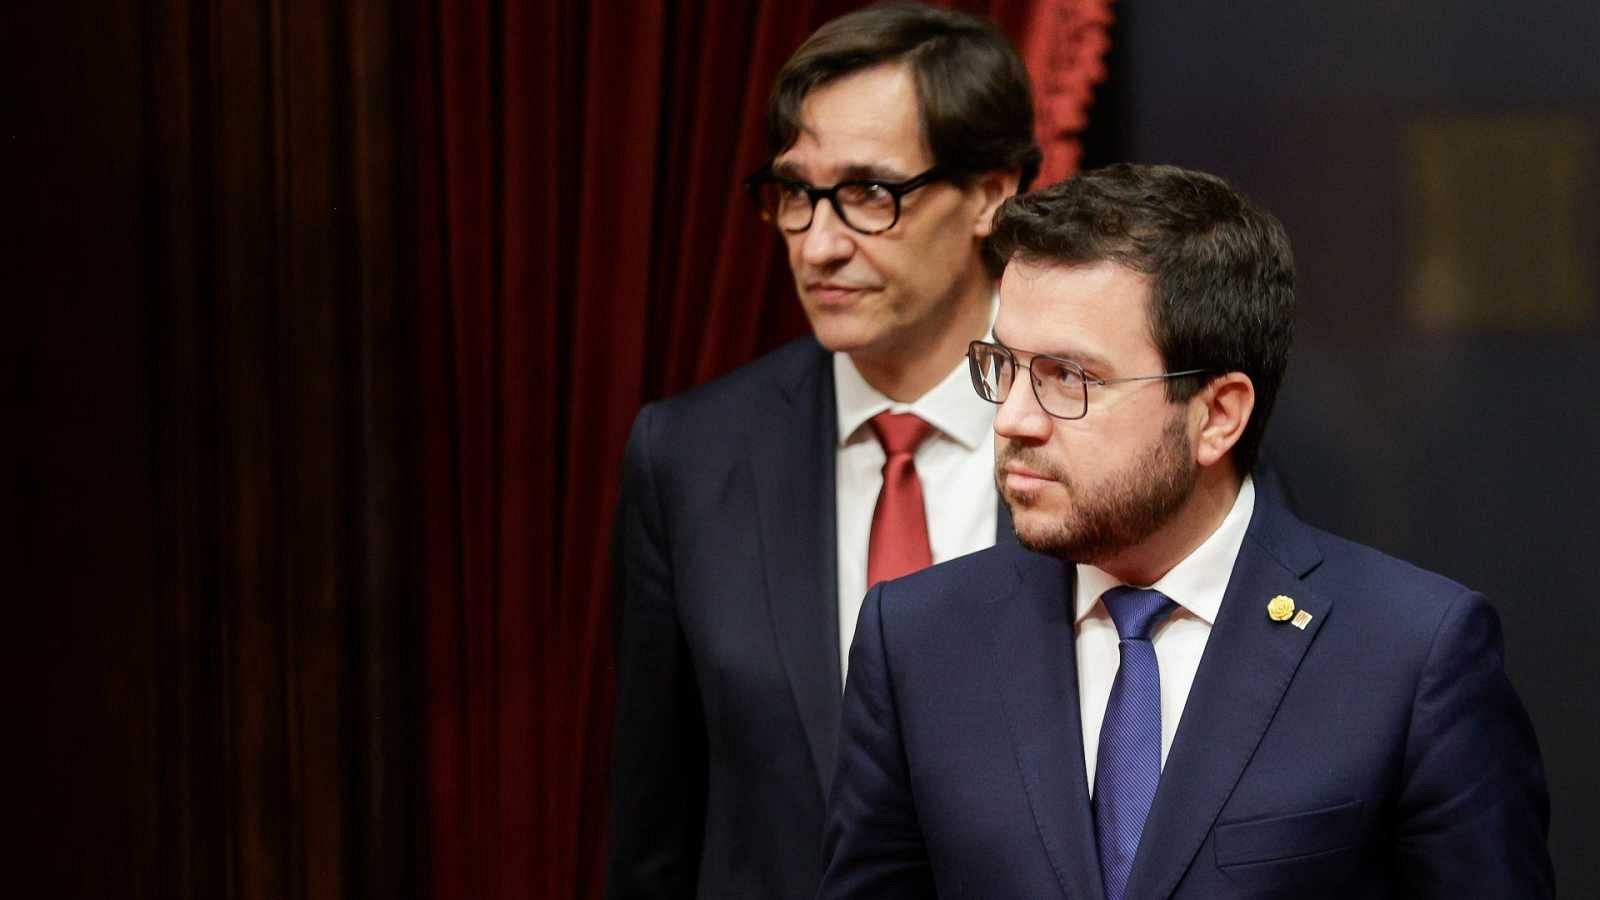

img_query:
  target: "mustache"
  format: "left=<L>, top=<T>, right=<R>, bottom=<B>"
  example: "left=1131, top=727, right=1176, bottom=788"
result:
left=994, top=443, right=1065, bottom=483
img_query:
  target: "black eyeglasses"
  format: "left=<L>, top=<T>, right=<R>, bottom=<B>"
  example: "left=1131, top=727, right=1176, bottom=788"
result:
left=742, top=166, right=947, bottom=235
left=967, top=340, right=1213, bottom=420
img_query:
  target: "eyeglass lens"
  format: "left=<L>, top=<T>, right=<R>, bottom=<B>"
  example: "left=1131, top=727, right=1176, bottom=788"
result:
left=968, top=343, right=1088, bottom=419
left=755, top=180, right=898, bottom=233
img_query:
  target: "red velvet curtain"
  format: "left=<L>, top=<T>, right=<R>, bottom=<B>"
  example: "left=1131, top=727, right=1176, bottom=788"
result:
left=415, top=3, right=1111, bottom=898
left=18, top=2, right=422, bottom=898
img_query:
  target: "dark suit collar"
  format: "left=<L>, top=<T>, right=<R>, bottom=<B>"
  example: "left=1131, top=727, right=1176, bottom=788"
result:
left=766, top=336, right=830, bottom=406
left=749, top=340, right=842, bottom=793
left=1124, top=496, right=1331, bottom=900
left=988, top=546, right=1102, bottom=900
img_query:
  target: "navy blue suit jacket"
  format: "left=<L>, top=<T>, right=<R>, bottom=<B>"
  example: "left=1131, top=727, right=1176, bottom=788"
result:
left=821, top=494, right=1552, bottom=899
left=607, top=338, right=1012, bottom=900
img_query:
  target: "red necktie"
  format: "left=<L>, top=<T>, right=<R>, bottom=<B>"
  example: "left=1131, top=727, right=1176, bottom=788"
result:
left=866, top=412, right=935, bottom=587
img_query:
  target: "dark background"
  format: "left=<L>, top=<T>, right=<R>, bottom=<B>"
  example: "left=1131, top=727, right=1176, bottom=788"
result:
left=13, top=0, right=1596, bottom=897
left=1083, top=2, right=1600, bottom=890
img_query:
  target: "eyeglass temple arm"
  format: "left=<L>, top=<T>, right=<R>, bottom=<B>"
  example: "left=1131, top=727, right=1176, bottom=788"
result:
left=1093, top=368, right=1213, bottom=386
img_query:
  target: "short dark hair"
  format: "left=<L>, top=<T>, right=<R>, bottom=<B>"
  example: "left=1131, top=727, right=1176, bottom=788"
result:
left=767, top=2, right=1042, bottom=191
left=989, top=164, right=1296, bottom=474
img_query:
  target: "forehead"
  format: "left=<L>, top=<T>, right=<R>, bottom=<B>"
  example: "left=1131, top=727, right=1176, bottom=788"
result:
left=995, top=259, right=1160, bottom=369
left=774, top=62, right=931, bottom=181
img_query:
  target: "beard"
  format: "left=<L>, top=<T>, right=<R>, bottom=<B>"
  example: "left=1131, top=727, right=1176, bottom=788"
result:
left=997, top=409, right=1197, bottom=564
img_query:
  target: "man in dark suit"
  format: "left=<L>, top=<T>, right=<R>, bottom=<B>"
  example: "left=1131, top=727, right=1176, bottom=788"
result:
left=820, top=164, right=1554, bottom=899
left=606, top=6, right=1041, bottom=898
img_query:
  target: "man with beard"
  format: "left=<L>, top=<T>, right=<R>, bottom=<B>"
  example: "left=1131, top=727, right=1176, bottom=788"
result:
left=818, top=164, right=1553, bottom=899
left=607, top=5, right=1038, bottom=899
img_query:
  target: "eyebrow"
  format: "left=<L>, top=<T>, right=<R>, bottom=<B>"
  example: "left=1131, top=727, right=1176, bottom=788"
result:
left=993, top=333, right=1114, bottom=373
left=769, top=160, right=911, bottom=184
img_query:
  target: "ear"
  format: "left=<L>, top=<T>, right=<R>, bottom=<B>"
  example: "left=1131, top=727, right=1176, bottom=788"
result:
left=1191, top=372, right=1255, bottom=470
left=970, top=167, right=1022, bottom=238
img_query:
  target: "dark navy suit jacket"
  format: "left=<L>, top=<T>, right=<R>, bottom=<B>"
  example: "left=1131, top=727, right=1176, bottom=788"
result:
left=821, top=494, right=1552, bottom=899
left=606, top=338, right=1012, bottom=900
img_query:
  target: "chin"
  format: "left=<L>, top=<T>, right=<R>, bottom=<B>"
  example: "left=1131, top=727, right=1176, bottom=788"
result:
left=1004, top=500, right=1101, bottom=562
left=1013, top=522, right=1110, bottom=564
left=1011, top=524, right=1078, bottom=561
left=808, top=319, right=891, bottom=356
left=1005, top=503, right=1058, bottom=544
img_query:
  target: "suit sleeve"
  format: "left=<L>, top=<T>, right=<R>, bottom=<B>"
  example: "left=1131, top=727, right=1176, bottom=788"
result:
left=606, top=405, right=707, bottom=899
left=819, top=583, right=936, bottom=900
left=1393, top=590, right=1554, bottom=897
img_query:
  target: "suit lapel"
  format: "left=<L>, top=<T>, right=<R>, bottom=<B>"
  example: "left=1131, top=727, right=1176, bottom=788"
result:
left=1123, top=500, right=1332, bottom=900
left=988, top=549, right=1103, bottom=900
left=750, top=343, right=842, bottom=793
left=751, top=343, right=1016, bottom=797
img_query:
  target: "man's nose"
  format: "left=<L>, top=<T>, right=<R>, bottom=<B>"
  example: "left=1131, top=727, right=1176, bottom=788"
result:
left=993, top=374, right=1052, bottom=442
left=798, top=199, right=856, bottom=267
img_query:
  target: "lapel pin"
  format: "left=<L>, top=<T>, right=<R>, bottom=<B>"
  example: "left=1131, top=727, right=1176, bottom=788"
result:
left=1292, top=610, right=1313, bottom=630
left=1267, top=594, right=1296, bottom=622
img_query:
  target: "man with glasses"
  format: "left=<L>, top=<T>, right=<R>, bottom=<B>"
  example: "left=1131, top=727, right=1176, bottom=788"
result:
left=820, top=164, right=1552, bottom=899
left=607, top=5, right=1038, bottom=899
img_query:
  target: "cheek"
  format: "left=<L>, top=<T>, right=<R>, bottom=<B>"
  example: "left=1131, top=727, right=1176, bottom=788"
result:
left=925, top=203, right=978, bottom=255
left=874, top=244, right=940, bottom=306
left=783, top=235, right=806, bottom=273
left=1045, top=426, right=1106, bottom=478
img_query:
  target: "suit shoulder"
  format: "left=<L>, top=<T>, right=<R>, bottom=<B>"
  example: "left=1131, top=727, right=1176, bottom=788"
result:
left=1289, top=523, right=1491, bottom=652
left=639, top=337, right=827, bottom=427
left=621, top=337, right=829, bottom=487
left=1307, top=525, right=1475, bottom=603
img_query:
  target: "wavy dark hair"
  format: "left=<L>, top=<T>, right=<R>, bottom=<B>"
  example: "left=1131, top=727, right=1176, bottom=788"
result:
left=989, top=164, right=1296, bottom=474
left=766, top=2, right=1042, bottom=191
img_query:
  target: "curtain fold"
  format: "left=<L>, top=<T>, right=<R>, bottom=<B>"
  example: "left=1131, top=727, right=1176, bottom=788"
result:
left=416, top=3, right=1111, bottom=898
left=18, top=0, right=423, bottom=897
left=138, top=1, right=424, bottom=895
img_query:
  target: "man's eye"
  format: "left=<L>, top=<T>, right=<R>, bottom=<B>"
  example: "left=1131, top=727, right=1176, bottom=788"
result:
left=1041, top=362, right=1083, bottom=387
left=839, top=182, right=892, bottom=204
left=778, top=182, right=809, bottom=200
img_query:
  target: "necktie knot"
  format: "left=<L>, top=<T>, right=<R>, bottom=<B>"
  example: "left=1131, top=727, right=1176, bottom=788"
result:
left=1102, top=586, right=1175, bottom=641
left=870, top=411, right=933, bottom=457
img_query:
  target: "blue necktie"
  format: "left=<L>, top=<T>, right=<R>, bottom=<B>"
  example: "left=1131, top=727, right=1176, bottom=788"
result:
left=1093, top=586, right=1176, bottom=900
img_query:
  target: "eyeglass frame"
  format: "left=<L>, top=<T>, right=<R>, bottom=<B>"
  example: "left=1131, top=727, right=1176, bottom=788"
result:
left=967, top=339, right=1215, bottom=420
left=742, top=165, right=949, bottom=235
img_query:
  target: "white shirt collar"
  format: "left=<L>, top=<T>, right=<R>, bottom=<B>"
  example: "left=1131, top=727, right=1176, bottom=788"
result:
left=833, top=292, right=998, bottom=451
left=1074, top=476, right=1257, bottom=626
left=834, top=351, right=994, bottom=451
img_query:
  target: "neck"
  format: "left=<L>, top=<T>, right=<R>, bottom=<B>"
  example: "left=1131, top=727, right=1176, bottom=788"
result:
left=1098, top=465, right=1243, bottom=587
left=849, top=276, right=993, bottom=403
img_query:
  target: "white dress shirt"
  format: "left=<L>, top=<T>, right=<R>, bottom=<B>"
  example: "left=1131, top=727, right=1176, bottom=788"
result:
left=1074, top=476, right=1256, bottom=793
left=834, top=352, right=998, bottom=682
